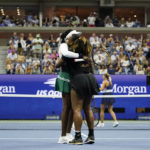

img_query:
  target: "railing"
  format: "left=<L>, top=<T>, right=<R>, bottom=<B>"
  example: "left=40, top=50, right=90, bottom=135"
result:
left=0, top=27, right=150, bottom=34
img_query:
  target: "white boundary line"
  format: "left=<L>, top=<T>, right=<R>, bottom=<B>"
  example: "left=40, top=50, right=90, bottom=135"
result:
left=0, top=94, right=150, bottom=98
left=0, top=138, right=149, bottom=140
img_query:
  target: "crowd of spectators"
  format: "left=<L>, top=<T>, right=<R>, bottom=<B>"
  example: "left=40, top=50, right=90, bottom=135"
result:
left=6, top=32, right=59, bottom=74
left=5, top=32, right=150, bottom=75
left=0, top=12, right=148, bottom=27
left=91, top=33, right=150, bottom=75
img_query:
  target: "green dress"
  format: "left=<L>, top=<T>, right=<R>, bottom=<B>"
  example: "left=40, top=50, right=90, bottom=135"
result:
left=55, top=71, right=71, bottom=94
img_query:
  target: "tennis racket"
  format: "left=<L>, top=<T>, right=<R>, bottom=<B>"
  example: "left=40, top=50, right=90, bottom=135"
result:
left=83, top=98, right=100, bottom=127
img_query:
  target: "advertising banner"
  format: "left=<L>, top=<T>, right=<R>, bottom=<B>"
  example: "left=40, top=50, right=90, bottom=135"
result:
left=0, top=75, right=149, bottom=96
left=0, top=75, right=150, bottom=119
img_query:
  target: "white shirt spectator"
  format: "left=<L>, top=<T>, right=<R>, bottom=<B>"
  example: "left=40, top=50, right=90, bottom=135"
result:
left=126, top=43, right=136, bottom=52
left=116, top=45, right=123, bottom=52
left=136, top=70, right=145, bottom=75
left=98, top=68, right=108, bottom=74
left=32, top=57, right=40, bottom=67
left=121, top=59, right=130, bottom=67
left=26, top=56, right=32, bottom=64
left=32, top=37, right=43, bottom=50
left=105, top=23, right=114, bottom=27
left=16, top=39, right=26, bottom=50
left=87, top=16, right=96, bottom=26
left=89, top=33, right=99, bottom=44
left=111, top=53, right=118, bottom=63
left=7, top=53, right=17, bottom=61
left=91, top=38, right=100, bottom=48
left=15, top=63, right=26, bottom=71
left=126, top=21, right=134, bottom=28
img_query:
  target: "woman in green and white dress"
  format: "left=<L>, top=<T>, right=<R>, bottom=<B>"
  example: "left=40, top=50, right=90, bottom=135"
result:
left=55, top=30, right=82, bottom=144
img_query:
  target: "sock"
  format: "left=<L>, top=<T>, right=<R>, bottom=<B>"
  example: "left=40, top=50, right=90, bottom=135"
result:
left=88, top=129, right=94, bottom=137
left=75, top=131, right=81, bottom=139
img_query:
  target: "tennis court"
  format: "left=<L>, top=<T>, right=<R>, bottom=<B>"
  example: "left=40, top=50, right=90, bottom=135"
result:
left=0, top=120, right=150, bottom=150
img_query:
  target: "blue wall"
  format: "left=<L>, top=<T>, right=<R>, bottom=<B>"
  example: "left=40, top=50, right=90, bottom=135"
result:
left=0, top=75, right=150, bottom=119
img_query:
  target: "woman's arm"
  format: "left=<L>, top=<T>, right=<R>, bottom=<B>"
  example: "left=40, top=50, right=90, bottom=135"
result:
left=60, top=43, right=80, bottom=58
left=55, top=58, right=64, bottom=68
left=99, top=81, right=106, bottom=91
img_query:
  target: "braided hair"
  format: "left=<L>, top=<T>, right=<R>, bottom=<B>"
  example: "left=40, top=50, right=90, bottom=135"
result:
left=70, top=36, right=92, bottom=57
left=60, top=29, right=73, bottom=43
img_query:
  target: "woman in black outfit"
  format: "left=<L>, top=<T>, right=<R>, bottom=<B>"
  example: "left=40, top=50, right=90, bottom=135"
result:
left=64, top=32, right=99, bottom=145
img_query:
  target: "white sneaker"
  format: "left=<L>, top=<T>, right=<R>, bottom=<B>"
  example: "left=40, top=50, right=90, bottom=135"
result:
left=113, top=121, right=119, bottom=127
left=97, top=122, right=104, bottom=128
left=66, top=133, right=74, bottom=143
left=58, top=136, right=68, bottom=144
left=72, top=123, right=75, bottom=130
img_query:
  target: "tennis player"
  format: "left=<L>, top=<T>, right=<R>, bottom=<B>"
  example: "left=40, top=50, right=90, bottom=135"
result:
left=98, top=73, right=119, bottom=127
left=63, top=31, right=99, bottom=145
left=55, top=29, right=83, bottom=144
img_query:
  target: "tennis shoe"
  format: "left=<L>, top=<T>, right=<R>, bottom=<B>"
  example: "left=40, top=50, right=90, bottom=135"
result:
left=69, top=137, right=83, bottom=145
left=58, top=136, right=68, bottom=144
left=113, top=121, right=119, bottom=127
left=66, top=133, right=74, bottom=142
left=97, top=122, right=104, bottom=128
left=84, top=136, right=95, bottom=144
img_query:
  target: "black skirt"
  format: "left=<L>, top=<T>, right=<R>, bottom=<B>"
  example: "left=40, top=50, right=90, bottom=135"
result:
left=71, top=73, right=99, bottom=99
left=101, top=92, right=115, bottom=105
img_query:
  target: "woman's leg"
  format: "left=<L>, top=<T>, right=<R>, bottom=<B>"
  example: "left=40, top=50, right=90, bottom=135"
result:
left=108, top=104, right=117, bottom=121
left=70, top=89, right=84, bottom=131
left=83, top=98, right=95, bottom=144
left=66, top=107, right=73, bottom=134
left=83, top=98, right=94, bottom=131
left=61, top=93, right=71, bottom=136
left=100, top=104, right=105, bottom=123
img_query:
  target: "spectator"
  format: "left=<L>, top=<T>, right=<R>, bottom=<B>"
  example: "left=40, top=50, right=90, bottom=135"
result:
left=136, top=65, right=145, bottom=74
left=126, top=42, right=136, bottom=53
left=6, top=60, right=14, bottom=74
left=32, top=34, right=43, bottom=58
left=8, top=44, right=16, bottom=54
left=126, top=18, right=134, bottom=28
left=146, top=65, right=150, bottom=75
left=89, top=33, right=99, bottom=45
left=104, top=16, right=113, bottom=27
left=6, top=49, right=18, bottom=64
left=112, top=16, right=119, bottom=27
left=26, top=33, right=33, bottom=56
left=17, top=51, right=26, bottom=63
left=15, top=60, right=26, bottom=74
left=32, top=55, right=41, bottom=67
left=25, top=64, right=33, bottom=74
left=87, top=12, right=96, bottom=27
left=4, top=15, right=11, bottom=26
left=42, top=41, right=52, bottom=55
left=32, top=15, right=39, bottom=26
left=32, top=64, right=41, bottom=74
left=43, top=61, right=54, bottom=74
left=50, top=50, right=59, bottom=65
left=120, top=56, right=130, bottom=74
left=49, top=39, right=58, bottom=50
left=82, top=19, right=88, bottom=27
left=25, top=54, right=33, bottom=65
left=43, top=17, right=52, bottom=27
left=119, top=17, right=126, bottom=27
left=108, top=65, right=116, bottom=75
left=16, top=35, right=26, bottom=54
left=91, top=36, right=100, bottom=48
left=98, top=65, right=108, bottom=74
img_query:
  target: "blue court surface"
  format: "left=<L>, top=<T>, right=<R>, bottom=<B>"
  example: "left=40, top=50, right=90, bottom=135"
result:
left=0, top=120, right=150, bottom=150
